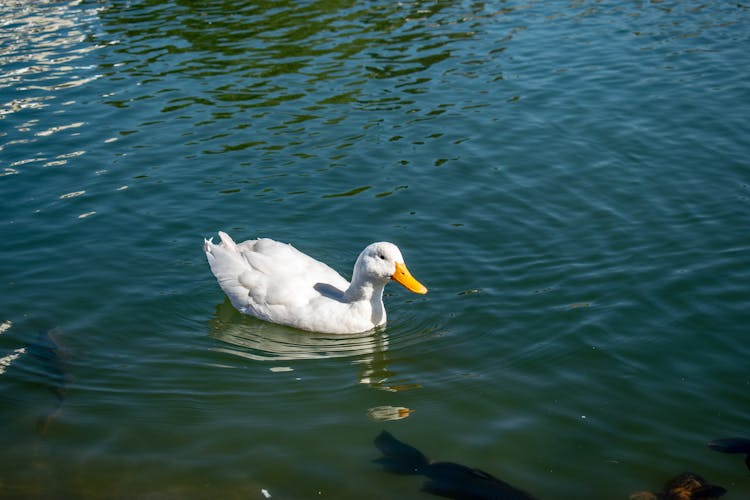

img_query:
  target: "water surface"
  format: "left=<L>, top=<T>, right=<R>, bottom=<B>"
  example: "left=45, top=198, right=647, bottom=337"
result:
left=1, top=1, right=749, bottom=498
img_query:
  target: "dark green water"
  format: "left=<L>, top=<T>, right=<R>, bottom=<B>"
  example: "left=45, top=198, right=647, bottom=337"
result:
left=1, top=1, right=749, bottom=498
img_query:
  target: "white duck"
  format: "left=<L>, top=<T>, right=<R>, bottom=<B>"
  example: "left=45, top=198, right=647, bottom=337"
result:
left=203, top=232, right=427, bottom=334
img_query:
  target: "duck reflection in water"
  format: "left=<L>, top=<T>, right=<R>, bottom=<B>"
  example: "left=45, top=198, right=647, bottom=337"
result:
left=373, top=430, right=538, bottom=500
left=209, top=299, right=419, bottom=391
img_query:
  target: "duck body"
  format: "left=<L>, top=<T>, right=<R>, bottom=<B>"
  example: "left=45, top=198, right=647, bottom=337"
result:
left=203, top=232, right=426, bottom=334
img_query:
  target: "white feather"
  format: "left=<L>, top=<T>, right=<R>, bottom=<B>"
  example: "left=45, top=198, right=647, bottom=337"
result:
left=204, top=232, right=426, bottom=334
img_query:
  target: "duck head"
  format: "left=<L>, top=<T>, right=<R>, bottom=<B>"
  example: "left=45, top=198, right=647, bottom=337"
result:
left=354, top=242, right=427, bottom=294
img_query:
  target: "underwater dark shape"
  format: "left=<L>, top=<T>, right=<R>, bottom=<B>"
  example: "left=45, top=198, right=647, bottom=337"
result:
left=708, top=437, right=750, bottom=473
left=373, top=430, right=537, bottom=500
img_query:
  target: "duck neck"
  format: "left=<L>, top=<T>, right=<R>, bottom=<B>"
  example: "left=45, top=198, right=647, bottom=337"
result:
left=344, top=274, right=386, bottom=303
left=344, top=276, right=387, bottom=326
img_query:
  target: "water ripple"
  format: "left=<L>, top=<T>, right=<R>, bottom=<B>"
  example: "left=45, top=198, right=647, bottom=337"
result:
left=2, top=1, right=750, bottom=498
left=208, top=299, right=388, bottom=362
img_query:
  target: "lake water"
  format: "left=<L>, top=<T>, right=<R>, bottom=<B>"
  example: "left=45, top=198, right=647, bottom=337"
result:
left=1, top=0, right=749, bottom=498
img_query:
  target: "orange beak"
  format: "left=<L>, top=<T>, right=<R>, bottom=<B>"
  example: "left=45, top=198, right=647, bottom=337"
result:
left=392, top=261, right=428, bottom=294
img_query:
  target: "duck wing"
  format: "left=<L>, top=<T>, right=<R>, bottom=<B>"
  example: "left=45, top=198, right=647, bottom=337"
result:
left=205, top=233, right=350, bottom=321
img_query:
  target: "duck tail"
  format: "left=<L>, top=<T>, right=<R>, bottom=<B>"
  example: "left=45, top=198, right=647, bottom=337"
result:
left=373, top=431, right=429, bottom=475
left=204, top=231, right=239, bottom=259
left=203, top=237, right=214, bottom=255
left=204, top=232, right=245, bottom=282
left=217, top=231, right=238, bottom=252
